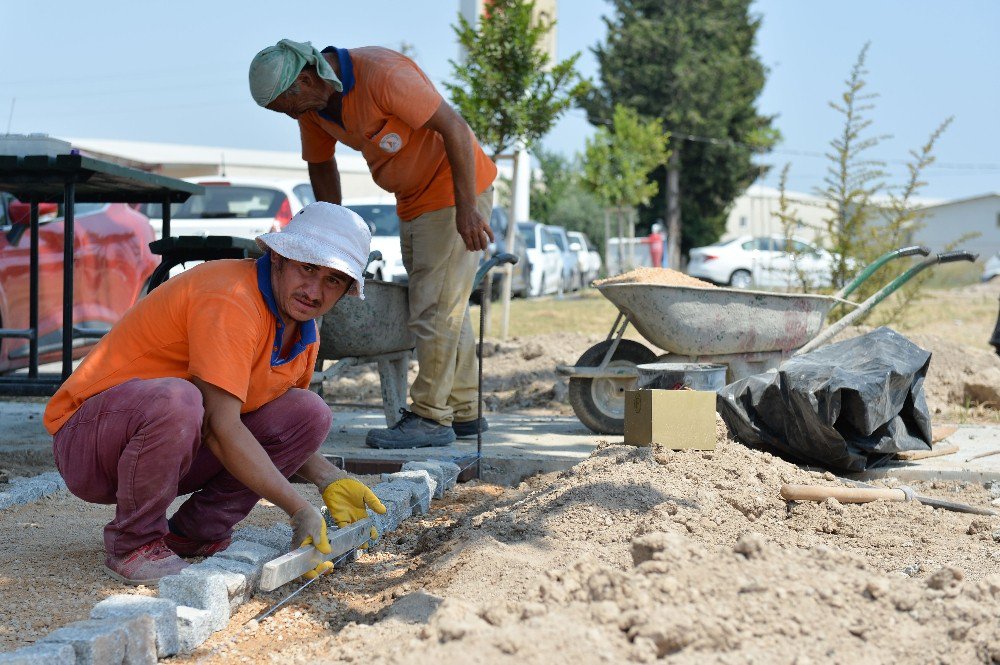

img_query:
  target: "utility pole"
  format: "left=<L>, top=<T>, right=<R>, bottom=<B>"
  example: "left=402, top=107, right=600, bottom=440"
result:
left=665, top=144, right=681, bottom=269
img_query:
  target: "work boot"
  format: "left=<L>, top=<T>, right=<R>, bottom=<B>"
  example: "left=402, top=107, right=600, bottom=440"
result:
left=104, top=537, right=189, bottom=586
left=452, top=417, right=489, bottom=439
left=366, top=409, right=456, bottom=449
left=163, top=531, right=232, bottom=558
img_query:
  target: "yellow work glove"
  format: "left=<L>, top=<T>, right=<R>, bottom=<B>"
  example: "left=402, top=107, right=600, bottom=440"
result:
left=321, top=478, right=387, bottom=547
left=290, top=505, right=333, bottom=579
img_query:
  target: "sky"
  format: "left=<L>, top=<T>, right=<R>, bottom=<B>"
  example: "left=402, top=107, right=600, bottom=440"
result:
left=2, top=0, right=998, bottom=201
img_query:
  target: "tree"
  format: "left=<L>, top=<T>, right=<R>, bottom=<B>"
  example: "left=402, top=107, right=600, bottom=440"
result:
left=530, top=148, right=606, bottom=250
left=581, top=104, right=671, bottom=272
left=814, top=43, right=954, bottom=317
left=446, top=0, right=589, bottom=159
left=582, top=0, right=779, bottom=267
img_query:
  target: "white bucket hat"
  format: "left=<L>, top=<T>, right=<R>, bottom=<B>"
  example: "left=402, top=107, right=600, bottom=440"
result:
left=256, top=202, right=372, bottom=299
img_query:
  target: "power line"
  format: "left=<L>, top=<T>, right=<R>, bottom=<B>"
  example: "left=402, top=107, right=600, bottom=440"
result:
left=562, top=109, right=1000, bottom=172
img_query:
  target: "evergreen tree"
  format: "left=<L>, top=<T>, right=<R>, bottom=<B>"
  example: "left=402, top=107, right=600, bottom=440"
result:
left=581, top=0, right=779, bottom=264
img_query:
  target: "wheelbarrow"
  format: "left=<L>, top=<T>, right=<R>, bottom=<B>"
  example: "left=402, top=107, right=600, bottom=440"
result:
left=560, top=247, right=978, bottom=434
left=312, top=252, right=518, bottom=427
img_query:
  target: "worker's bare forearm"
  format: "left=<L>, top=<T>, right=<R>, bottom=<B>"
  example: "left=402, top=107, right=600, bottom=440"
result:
left=441, top=122, right=476, bottom=214
left=193, top=377, right=308, bottom=517
left=203, top=420, right=308, bottom=517
left=294, top=452, right=348, bottom=490
left=308, top=158, right=342, bottom=204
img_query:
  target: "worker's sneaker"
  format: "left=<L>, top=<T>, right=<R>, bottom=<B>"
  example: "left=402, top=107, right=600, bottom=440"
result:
left=163, top=531, right=232, bottom=558
left=366, top=410, right=456, bottom=449
left=104, top=538, right=189, bottom=586
left=452, top=417, right=489, bottom=439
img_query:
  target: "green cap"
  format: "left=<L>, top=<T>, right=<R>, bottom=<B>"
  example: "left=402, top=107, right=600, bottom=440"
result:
left=249, top=39, right=342, bottom=107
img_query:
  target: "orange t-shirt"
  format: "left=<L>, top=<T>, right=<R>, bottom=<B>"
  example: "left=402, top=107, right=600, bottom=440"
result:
left=43, top=258, right=319, bottom=434
left=298, top=46, right=497, bottom=221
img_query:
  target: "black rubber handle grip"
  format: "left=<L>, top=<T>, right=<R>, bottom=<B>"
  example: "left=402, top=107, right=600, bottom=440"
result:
left=493, top=252, right=518, bottom=266
left=898, top=245, right=931, bottom=257
left=937, top=250, right=978, bottom=263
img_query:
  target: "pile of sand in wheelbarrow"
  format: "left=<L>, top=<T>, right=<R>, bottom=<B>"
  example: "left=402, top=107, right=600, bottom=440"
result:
left=277, top=421, right=1000, bottom=665
left=594, top=267, right=717, bottom=289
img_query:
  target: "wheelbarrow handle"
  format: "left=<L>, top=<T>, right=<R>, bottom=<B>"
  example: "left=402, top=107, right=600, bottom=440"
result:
left=834, top=245, right=931, bottom=300
left=800, top=247, right=980, bottom=355
left=936, top=250, right=978, bottom=263
left=473, top=252, right=518, bottom=290
left=897, top=245, right=932, bottom=258
left=362, top=250, right=384, bottom=279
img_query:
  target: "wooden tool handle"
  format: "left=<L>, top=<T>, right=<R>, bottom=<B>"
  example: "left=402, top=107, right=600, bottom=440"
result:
left=780, top=484, right=907, bottom=504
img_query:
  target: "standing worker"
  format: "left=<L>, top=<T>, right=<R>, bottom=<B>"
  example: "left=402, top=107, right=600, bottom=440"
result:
left=43, top=203, right=386, bottom=584
left=643, top=222, right=665, bottom=268
left=250, top=39, right=498, bottom=449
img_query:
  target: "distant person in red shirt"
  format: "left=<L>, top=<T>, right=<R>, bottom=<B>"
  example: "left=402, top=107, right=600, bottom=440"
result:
left=644, top=222, right=665, bottom=268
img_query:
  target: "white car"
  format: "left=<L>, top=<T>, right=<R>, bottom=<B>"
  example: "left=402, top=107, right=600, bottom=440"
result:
left=141, top=176, right=316, bottom=240
left=688, top=235, right=840, bottom=289
left=343, top=198, right=406, bottom=283
left=568, top=230, right=602, bottom=286
left=518, top=221, right=563, bottom=297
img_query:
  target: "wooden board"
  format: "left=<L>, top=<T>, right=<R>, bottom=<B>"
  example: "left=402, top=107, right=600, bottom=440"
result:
left=260, top=518, right=372, bottom=592
left=931, top=424, right=959, bottom=444
left=895, top=443, right=959, bottom=461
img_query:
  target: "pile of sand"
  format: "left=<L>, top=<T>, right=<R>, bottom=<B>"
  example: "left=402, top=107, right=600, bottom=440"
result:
left=909, top=333, right=1000, bottom=411
left=595, top=267, right=717, bottom=289
left=276, top=423, right=1000, bottom=664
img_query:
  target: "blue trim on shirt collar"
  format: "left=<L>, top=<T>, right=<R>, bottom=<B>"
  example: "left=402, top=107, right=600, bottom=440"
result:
left=256, top=253, right=317, bottom=366
left=318, top=46, right=353, bottom=123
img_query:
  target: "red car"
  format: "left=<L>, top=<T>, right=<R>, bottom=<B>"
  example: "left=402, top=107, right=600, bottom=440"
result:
left=0, top=193, right=158, bottom=373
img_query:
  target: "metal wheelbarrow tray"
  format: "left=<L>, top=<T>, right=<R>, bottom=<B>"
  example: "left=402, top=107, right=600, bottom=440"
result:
left=596, top=283, right=834, bottom=356
left=562, top=248, right=977, bottom=434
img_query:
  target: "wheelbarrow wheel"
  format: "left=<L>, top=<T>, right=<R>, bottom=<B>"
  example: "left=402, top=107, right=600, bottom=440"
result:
left=569, top=339, right=656, bottom=434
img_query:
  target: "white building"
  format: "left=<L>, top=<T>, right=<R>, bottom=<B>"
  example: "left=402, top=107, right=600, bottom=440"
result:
left=911, top=193, right=1000, bottom=258
left=722, top=185, right=829, bottom=245
left=63, top=138, right=387, bottom=199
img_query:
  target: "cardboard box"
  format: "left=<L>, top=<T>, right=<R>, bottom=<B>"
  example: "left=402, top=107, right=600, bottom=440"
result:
left=623, top=389, right=717, bottom=450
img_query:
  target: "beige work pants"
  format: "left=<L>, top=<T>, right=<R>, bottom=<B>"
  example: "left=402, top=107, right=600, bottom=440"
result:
left=400, top=187, right=493, bottom=425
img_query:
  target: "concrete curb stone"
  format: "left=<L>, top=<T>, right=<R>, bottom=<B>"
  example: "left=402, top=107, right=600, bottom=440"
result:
left=175, top=606, right=214, bottom=655
left=0, top=643, right=75, bottom=664
left=371, top=482, right=413, bottom=531
left=0, top=472, right=67, bottom=510
left=159, top=572, right=230, bottom=631
left=201, top=556, right=260, bottom=601
left=232, top=524, right=292, bottom=552
left=384, top=470, right=435, bottom=514
left=216, top=540, right=279, bottom=573
left=40, top=619, right=127, bottom=665
left=90, top=595, right=179, bottom=658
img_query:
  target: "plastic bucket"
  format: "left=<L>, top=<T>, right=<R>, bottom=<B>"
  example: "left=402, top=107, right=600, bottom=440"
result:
left=635, top=362, right=727, bottom=392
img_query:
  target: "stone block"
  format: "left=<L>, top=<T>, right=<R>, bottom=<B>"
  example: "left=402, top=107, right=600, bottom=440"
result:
left=175, top=606, right=213, bottom=654
left=0, top=643, right=75, bottom=664
left=91, top=594, right=179, bottom=658
left=40, top=619, right=126, bottom=665
left=203, top=556, right=260, bottom=599
left=118, top=614, right=156, bottom=665
left=0, top=472, right=67, bottom=510
left=159, top=572, right=230, bottom=631
left=371, top=482, right=413, bottom=531
left=181, top=561, right=248, bottom=611
left=432, top=460, right=461, bottom=491
left=384, top=470, right=435, bottom=514
left=232, top=524, right=292, bottom=553
left=216, top=539, right=279, bottom=572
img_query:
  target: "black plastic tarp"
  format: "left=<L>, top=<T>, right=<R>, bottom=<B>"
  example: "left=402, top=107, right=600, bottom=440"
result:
left=717, top=327, right=932, bottom=472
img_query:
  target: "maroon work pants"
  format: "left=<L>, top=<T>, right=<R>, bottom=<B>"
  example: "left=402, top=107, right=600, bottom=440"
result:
left=52, top=378, right=331, bottom=557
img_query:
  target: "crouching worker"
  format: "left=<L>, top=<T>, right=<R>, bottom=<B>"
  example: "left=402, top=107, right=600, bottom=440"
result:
left=43, top=202, right=386, bottom=585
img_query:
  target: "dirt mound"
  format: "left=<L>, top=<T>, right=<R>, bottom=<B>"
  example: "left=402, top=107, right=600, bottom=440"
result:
left=909, top=333, right=1000, bottom=411
left=595, top=267, right=716, bottom=288
left=303, top=424, right=1000, bottom=664
left=322, top=333, right=601, bottom=414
